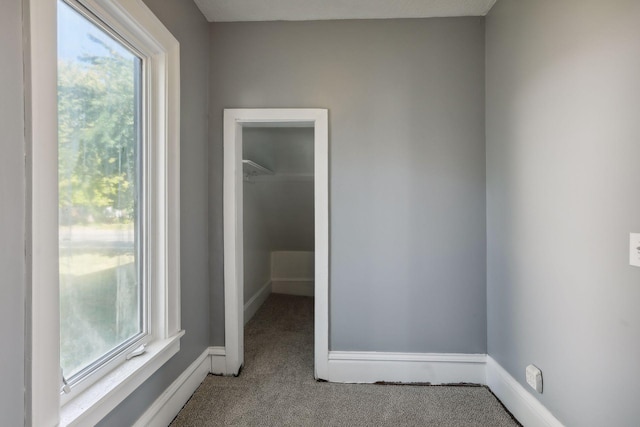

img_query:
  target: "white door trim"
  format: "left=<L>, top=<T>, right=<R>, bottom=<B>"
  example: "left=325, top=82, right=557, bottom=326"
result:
left=223, top=108, right=329, bottom=379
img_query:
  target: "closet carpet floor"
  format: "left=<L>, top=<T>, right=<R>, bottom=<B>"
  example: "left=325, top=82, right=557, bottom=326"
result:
left=170, top=294, right=520, bottom=426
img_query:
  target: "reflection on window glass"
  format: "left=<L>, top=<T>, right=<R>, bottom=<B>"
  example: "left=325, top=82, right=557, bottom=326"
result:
left=58, top=0, right=143, bottom=379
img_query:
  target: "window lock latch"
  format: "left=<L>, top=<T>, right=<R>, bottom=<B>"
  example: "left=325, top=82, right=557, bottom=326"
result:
left=126, top=343, right=147, bottom=360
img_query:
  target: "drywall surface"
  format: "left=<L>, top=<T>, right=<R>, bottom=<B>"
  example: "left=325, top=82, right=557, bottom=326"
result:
left=243, top=181, right=272, bottom=303
left=256, top=180, right=314, bottom=250
left=272, top=251, right=315, bottom=280
left=244, top=127, right=314, bottom=174
left=97, top=0, right=210, bottom=425
left=271, top=251, right=315, bottom=296
left=0, top=0, right=26, bottom=425
left=243, top=179, right=314, bottom=303
left=486, top=1, right=640, bottom=425
left=210, top=18, right=487, bottom=353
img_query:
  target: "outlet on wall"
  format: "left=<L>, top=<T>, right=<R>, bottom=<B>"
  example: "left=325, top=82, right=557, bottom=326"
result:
left=629, top=233, right=640, bottom=267
left=526, top=364, right=543, bottom=393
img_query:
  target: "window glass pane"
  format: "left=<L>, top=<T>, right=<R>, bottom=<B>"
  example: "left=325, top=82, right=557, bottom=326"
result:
left=58, top=1, right=143, bottom=379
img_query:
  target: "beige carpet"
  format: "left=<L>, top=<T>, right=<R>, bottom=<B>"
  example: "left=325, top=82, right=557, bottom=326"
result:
left=170, top=294, right=520, bottom=426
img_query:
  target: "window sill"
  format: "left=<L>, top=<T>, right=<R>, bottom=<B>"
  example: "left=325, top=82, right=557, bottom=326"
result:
left=60, top=330, right=185, bottom=427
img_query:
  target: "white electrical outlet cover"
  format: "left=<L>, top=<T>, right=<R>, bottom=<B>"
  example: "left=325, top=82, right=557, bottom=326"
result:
left=630, top=233, right=640, bottom=267
left=526, top=364, right=543, bottom=393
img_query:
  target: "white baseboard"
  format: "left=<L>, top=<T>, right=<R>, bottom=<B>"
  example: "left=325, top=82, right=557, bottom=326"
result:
left=133, top=349, right=210, bottom=427
left=134, top=348, right=561, bottom=427
left=271, top=279, right=314, bottom=297
left=209, top=346, right=227, bottom=375
left=244, top=280, right=272, bottom=325
left=486, top=356, right=563, bottom=427
left=327, top=351, right=486, bottom=385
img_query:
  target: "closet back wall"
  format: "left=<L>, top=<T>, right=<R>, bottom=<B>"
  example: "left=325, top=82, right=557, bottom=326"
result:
left=243, top=127, right=315, bottom=305
left=209, top=18, right=486, bottom=353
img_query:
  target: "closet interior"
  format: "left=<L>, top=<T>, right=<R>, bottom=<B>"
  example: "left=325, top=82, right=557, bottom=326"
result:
left=242, top=126, right=315, bottom=324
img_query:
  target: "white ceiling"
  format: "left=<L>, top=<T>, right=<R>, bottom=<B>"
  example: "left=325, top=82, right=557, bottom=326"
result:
left=193, top=0, right=497, bottom=23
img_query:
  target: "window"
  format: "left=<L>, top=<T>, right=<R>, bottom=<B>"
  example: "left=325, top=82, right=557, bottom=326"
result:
left=58, top=0, right=145, bottom=386
left=27, top=0, right=181, bottom=425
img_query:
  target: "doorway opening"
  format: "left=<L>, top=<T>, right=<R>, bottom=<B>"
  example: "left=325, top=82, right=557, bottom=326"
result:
left=223, top=109, right=328, bottom=380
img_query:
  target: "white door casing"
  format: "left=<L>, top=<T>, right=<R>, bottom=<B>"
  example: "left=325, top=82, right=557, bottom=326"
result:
left=223, top=108, right=329, bottom=379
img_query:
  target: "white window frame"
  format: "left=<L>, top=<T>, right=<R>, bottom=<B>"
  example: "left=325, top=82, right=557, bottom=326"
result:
left=25, top=0, right=182, bottom=425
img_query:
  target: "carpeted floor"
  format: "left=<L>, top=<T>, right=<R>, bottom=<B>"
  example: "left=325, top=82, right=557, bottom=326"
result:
left=170, top=294, right=520, bottom=426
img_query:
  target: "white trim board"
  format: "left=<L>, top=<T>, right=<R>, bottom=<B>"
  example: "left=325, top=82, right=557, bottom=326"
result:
left=486, top=357, right=564, bottom=427
left=210, top=346, right=227, bottom=375
left=244, top=280, right=272, bottom=325
left=327, top=351, right=487, bottom=385
left=223, top=108, right=329, bottom=380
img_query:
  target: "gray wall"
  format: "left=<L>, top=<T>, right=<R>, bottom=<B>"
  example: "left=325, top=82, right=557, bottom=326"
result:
left=486, top=1, right=640, bottom=425
left=245, top=127, right=315, bottom=251
left=0, top=0, right=26, bottom=425
left=244, top=127, right=315, bottom=175
left=243, top=179, right=315, bottom=301
left=258, top=181, right=314, bottom=251
left=243, top=181, right=272, bottom=302
left=243, top=179, right=316, bottom=301
left=97, top=0, right=211, bottom=424
left=209, top=19, right=487, bottom=353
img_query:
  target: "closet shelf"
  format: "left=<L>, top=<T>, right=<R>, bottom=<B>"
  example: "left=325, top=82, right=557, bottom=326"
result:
left=242, top=159, right=273, bottom=177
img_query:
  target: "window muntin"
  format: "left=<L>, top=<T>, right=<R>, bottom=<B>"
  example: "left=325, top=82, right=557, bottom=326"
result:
left=57, top=0, right=146, bottom=383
